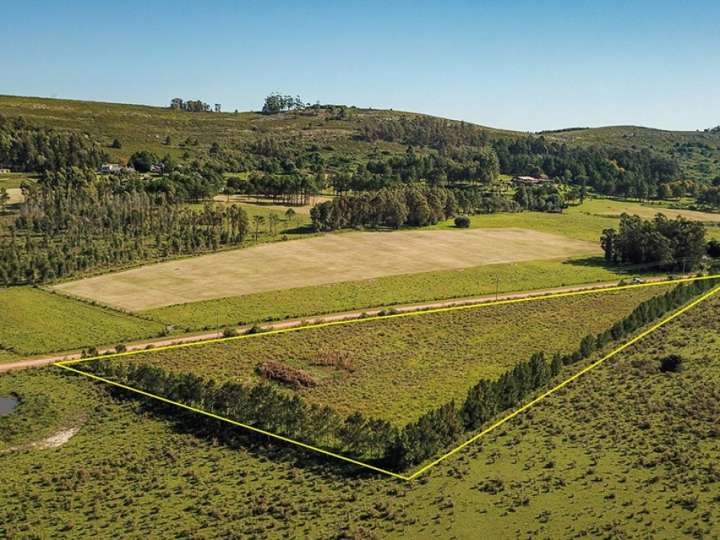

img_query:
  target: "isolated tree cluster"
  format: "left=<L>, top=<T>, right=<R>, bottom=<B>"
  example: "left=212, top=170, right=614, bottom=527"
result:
left=601, top=213, right=706, bottom=270
left=311, top=184, right=456, bottom=231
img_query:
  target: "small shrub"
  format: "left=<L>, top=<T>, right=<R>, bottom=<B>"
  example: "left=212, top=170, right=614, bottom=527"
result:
left=659, top=354, right=683, bottom=373
left=454, top=215, right=471, bottom=228
left=115, top=343, right=127, bottom=353
left=222, top=327, right=238, bottom=337
left=257, top=360, right=317, bottom=388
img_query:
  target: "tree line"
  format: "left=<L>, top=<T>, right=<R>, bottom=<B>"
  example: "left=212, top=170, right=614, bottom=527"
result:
left=79, top=279, right=718, bottom=472
left=388, top=278, right=718, bottom=469
left=226, top=172, right=324, bottom=206
left=84, top=360, right=397, bottom=461
left=310, top=184, right=456, bottom=231
left=0, top=169, right=249, bottom=284
left=601, top=213, right=706, bottom=271
left=0, top=115, right=107, bottom=172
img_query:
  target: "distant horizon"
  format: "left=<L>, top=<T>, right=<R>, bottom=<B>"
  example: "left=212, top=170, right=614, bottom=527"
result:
left=1, top=0, right=718, bottom=132
left=2, top=92, right=713, bottom=135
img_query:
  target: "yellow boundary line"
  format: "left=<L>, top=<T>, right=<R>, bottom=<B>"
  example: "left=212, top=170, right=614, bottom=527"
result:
left=55, top=274, right=720, bottom=481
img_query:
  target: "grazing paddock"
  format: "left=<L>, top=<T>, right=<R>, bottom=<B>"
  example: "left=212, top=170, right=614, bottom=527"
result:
left=52, top=228, right=599, bottom=311
left=0, top=287, right=163, bottom=356
left=581, top=198, right=720, bottom=223
left=109, top=286, right=670, bottom=425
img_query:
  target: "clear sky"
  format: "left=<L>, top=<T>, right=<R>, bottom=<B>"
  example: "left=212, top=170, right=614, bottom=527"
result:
left=2, top=0, right=718, bottom=132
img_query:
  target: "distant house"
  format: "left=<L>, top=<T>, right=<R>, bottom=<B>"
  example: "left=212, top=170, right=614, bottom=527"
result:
left=99, top=163, right=135, bottom=174
left=512, top=175, right=553, bottom=187
left=0, top=168, right=11, bottom=174
left=150, top=163, right=165, bottom=174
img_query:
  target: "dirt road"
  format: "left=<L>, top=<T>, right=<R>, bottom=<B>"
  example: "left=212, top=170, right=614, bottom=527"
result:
left=0, top=278, right=666, bottom=373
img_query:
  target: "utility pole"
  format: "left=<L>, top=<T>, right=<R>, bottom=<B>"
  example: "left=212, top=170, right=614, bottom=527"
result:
left=495, top=275, right=499, bottom=301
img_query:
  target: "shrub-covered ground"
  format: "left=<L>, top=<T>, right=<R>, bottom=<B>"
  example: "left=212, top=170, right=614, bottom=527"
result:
left=102, top=286, right=670, bottom=425
left=0, top=287, right=718, bottom=538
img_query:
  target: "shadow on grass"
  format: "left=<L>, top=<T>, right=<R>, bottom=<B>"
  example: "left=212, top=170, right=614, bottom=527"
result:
left=562, top=256, right=673, bottom=276
left=102, top=385, right=395, bottom=482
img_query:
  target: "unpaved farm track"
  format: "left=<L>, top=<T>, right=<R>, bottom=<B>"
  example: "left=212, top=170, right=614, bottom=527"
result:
left=0, top=278, right=664, bottom=373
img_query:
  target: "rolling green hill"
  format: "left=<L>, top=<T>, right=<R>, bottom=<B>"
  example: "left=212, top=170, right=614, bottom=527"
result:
left=0, top=94, right=511, bottom=168
left=2, top=94, right=717, bottom=182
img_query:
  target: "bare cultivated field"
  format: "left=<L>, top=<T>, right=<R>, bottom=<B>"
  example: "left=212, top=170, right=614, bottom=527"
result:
left=53, top=228, right=598, bottom=311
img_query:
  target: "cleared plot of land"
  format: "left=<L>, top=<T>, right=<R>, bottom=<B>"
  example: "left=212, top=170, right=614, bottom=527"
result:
left=212, top=194, right=333, bottom=215
left=0, top=287, right=164, bottom=356
left=113, top=286, right=669, bottom=425
left=582, top=198, right=720, bottom=223
left=430, top=199, right=720, bottom=242
left=53, top=228, right=598, bottom=311
left=147, top=258, right=636, bottom=330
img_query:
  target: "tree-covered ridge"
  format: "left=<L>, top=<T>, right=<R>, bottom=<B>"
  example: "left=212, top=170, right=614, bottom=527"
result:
left=0, top=114, right=107, bottom=172
left=0, top=169, right=249, bottom=285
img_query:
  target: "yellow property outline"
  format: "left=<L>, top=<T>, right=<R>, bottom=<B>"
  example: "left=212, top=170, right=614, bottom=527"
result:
left=55, top=274, right=720, bottom=481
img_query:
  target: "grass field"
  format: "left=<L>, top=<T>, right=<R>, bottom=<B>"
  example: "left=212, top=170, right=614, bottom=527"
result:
left=102, top=286, right=670, bottom=425
left=146, top=258, right=641, bottom=330
left=0, top=287, right=164, bottom=356
left=52, top=228, right=599, bottom=311
left=1, top=286, right=717, bottom=537
left=432, top=198, right=720, bottom=242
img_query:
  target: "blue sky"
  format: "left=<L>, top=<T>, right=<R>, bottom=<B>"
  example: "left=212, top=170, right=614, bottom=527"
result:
left=1, top=0, right=718, bottom=131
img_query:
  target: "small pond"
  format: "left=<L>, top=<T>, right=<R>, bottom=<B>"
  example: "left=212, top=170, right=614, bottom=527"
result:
left=0, top=395, right=19, bottom=416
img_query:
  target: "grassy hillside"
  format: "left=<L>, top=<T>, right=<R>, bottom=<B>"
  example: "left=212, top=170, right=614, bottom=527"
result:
left=0, top=94, right=510, bottom=168
left=3, top=94, right=717, bottom=183
left=1, top=287, right=718, bottom=537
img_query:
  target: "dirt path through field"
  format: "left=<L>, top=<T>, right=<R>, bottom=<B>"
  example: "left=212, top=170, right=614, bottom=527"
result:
left=1, top=278, right=667, bottom=373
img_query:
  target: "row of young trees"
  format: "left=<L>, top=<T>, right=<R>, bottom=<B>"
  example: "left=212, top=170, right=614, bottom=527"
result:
left=84, top=360, right=396, bottom=461
left=388, top=278, right=718, bottom=468
left=0, top=115, right=107, bottom=172
left=601, top=213, right=707, bottom=270
left=82, top=279, right=718, bottom=471
left=0, top=169, right=249, bottom=284
left=226, top=172, right=324, bottom=205
left=310, top=184, right=456, bottom=231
